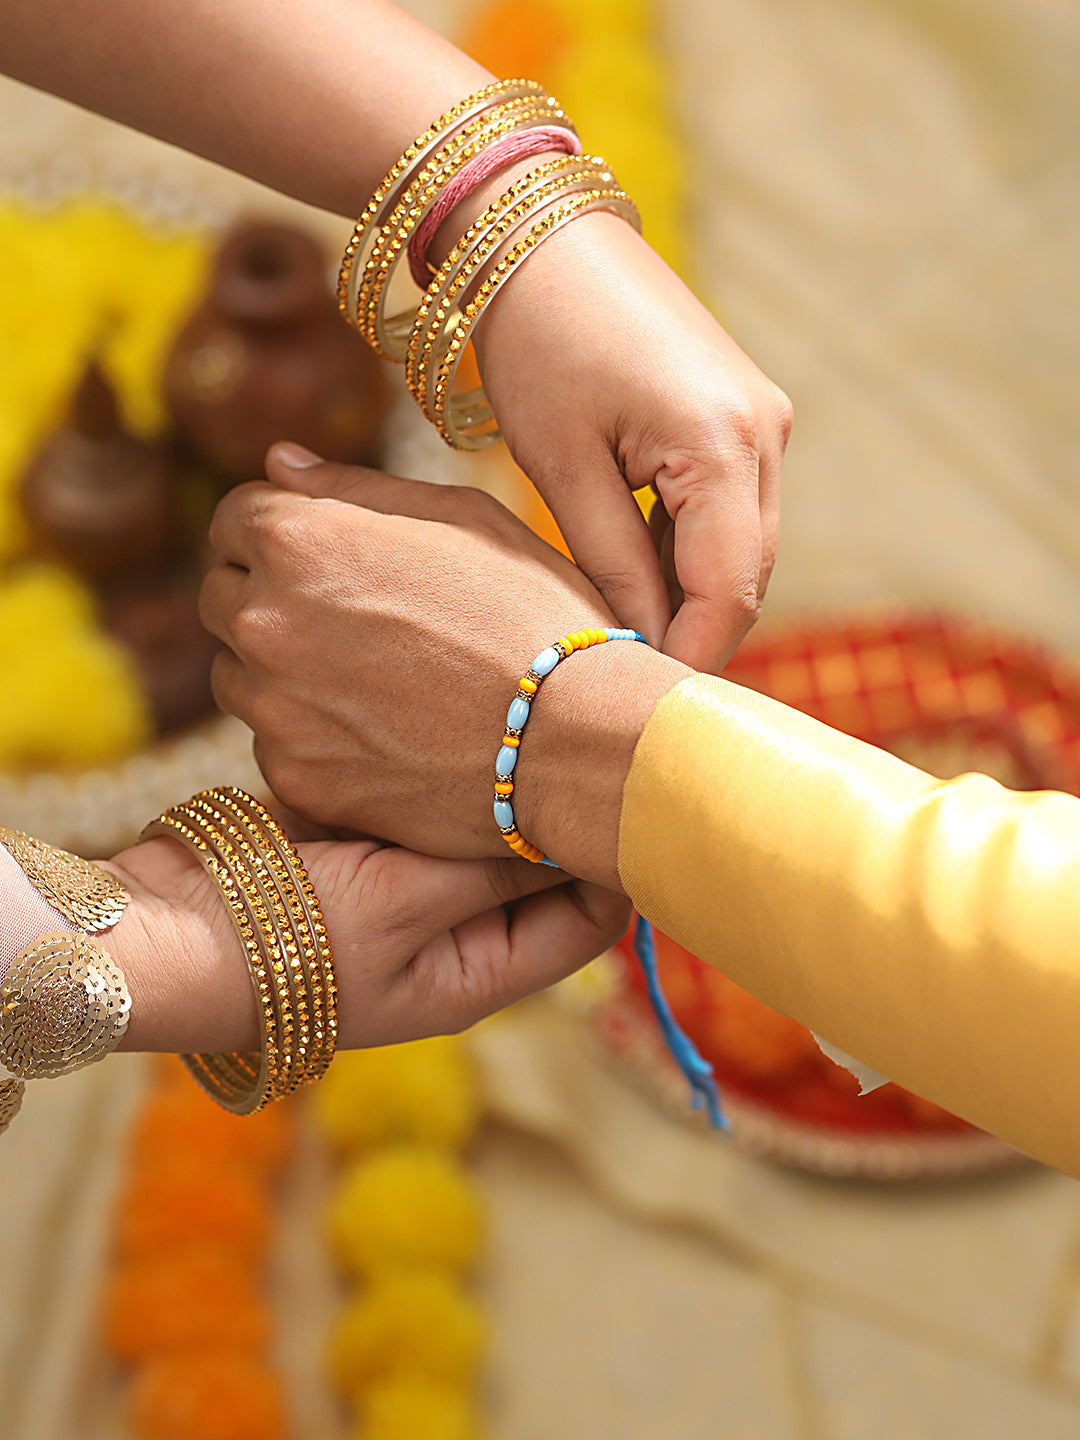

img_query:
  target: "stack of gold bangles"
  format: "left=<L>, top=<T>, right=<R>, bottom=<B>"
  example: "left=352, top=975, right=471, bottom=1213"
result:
left=337, top=77, right=641, bottom=450
left=140, top=787, right=337, bottom=1115
left=0, top=787, right=337, bottom=1136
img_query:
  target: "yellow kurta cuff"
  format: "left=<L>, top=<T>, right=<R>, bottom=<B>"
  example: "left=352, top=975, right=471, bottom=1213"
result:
left=618, top=673, right=1080, bottom=1176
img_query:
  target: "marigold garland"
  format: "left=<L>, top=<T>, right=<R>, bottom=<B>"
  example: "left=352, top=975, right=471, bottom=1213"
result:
left=313, top=1036, right=489, bottom=1436
left=101, top=1057, right=291, bottom=1437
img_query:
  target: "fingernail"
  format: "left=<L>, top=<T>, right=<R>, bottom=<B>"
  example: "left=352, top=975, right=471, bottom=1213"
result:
left=273, top=441, right=324, bottom=468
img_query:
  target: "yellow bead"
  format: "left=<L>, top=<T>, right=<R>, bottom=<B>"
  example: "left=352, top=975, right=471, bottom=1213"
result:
left=519, top=677, right=538, bottom=694
left=561, top=635, right=576, bottom=653
left=494, top=782, right=514, bottom=796
left=589, top=628, right=606, bottom=644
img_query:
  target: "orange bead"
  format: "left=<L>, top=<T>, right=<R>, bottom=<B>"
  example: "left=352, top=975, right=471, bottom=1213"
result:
left=502, top=734, right=520, bottom=747
left=561, top=635, right=576, bottom=653
left=494, top=782, right=514, bottom=796
left=519, top=676, right=538, bottom=693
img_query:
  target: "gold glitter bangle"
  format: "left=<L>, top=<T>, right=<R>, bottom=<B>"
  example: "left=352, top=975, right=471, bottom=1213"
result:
left=139, top=789, right=336, bottom=1114
left=185, top=789, right=337, bottom=1086
left=210, top=788, right=337, bottom=1080
left=337, top=79, right=548, bottom=340
left=142, top=803, right=285, bottom=1111
left=406, top=157, right=629, bottom=439
left=354, top=94, right=576, bottom=360
left=411, top=173, right=639, bottom=450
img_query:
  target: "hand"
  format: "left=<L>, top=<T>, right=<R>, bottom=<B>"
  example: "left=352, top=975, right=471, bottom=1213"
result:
left=471, top=211, right=792, bottom=672
left=199, top=457, right=690, bottom=884
left=108, top=828, right=628, bottom=1054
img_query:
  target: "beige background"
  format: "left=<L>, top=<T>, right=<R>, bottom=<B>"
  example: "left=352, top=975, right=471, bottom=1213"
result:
left=1, top=0, right=1079, bottom=1436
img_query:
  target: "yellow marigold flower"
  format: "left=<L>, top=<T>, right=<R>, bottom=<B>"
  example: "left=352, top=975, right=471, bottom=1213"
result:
left=311, top=1037, right=480, bottom=1155
left=0, top=566, right=149, bottom=767
left=328, top=1270, right=486, bottom=1399
left=325, top=1146, right=483, bottom=1279
left=352, top=1379, right=484, bottom=1440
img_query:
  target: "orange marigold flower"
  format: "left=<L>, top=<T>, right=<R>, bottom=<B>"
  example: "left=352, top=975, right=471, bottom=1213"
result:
left=130, top=1082, right=291, bottom=1178
left=114, top=1161, right=270, bottom=1264
left=129, top=1351, right=286, bottom=1440
left=102, top=1247, right=268, bottom=1363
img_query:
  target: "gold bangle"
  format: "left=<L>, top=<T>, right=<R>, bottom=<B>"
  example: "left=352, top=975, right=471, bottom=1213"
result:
left=190, top=788, right=337, bottom=1084
left=354, top=93, right=573, bottom=360
left=337, top=78, right=548, bottom=342
left=405, top=158, right=629, bottom=440
left=140, top=788, right=336, bottom=1114
left=142, top=804, right=285, bottom=1111
left=411, top=174, right=640, bottom=450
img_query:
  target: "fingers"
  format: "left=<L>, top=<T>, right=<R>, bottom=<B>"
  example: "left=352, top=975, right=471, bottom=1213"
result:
left=264, top=443, right=476, bottom=524
left=539, top=449, right=672, bottom=648
left=393, top=879, right=631, bottom=1038
left=655, top=445, right=764, bottom=673
left=354, top=845, right=569, bottom=950
left=198, top=561, right=248, bottom=649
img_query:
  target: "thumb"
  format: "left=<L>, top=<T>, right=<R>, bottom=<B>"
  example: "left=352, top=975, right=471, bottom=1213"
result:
left=266, top=441, right=386, bottom=505
left=265, top=442, right=466, bottom=523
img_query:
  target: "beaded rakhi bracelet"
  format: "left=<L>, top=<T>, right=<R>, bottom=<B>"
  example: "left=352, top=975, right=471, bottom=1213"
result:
left=492, top=627, right=725, bottom=1128
left=494, top=626, right=642, bottom=865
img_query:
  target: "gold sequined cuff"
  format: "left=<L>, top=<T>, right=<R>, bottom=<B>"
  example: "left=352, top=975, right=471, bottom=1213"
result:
left=0, top=931, right=131, bottom=1080
left=0, top=825, right=130, bottom=933
left=139, top=787, right=337, bottom=1115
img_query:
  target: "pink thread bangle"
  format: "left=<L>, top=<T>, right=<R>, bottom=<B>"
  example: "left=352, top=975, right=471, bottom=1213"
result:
left=407, top=124, right=582, bottom=288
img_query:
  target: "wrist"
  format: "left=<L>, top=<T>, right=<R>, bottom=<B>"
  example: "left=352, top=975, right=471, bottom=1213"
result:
left=104, top=838, right=257, bottom=1055
left=509, top=642, right=690, bottom=889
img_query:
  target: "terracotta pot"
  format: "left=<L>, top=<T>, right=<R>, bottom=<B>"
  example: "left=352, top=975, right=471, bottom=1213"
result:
left=19, top=361, right=180, bottom=588
left=163, top=220, right=388, bottom=484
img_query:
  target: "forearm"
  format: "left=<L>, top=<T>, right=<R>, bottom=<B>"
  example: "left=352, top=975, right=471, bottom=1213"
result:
left=0, top=0, right=491, bottom=218
left=617, top=674, right=1080, bottom=1176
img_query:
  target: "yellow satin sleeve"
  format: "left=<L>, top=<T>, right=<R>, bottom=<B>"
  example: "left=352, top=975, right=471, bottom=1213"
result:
left=617, top=673, right=1080, bottom=1177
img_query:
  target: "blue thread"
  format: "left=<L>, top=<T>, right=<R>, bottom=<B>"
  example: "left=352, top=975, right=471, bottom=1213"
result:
left=496, top=627, right=724, bottom=1129
left=633, top=916, right=726, bottom=1130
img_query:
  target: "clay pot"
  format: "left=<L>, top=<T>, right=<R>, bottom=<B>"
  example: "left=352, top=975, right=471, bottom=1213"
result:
left=19, top=361, right=180, bottom=588
left=163, top=220, right=388, bottom=485
left=101, top=581, right=220, bottom=735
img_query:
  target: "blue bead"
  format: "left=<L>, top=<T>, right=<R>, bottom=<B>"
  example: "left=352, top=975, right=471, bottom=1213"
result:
left=507, top=696, right=531, bottom=730
left=531, top=646, right=560, bottom=676
left=493, top=799, right=515, bottom=829
left=496, top=745, right=518, bottom=775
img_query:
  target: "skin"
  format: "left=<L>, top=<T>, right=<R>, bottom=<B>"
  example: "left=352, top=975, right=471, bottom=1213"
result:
left=103, top=832, right=628, bottom=1054
left=0, top=0, right=791, bottom=670
left=201, top=447, right=695, bottom=889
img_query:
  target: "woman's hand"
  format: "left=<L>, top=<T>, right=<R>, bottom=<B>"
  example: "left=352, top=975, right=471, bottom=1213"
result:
left=108, top=829, right=628, bottom=1055
left=471, top=212, right=791, bottom=672
left=199, top=454, right=690, bottom=884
